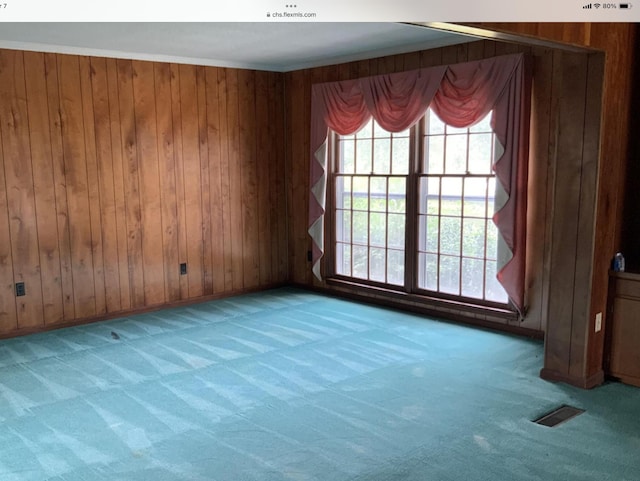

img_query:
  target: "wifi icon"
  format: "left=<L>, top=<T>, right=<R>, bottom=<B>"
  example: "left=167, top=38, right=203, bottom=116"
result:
left=594, top=2, right=601, bottom=6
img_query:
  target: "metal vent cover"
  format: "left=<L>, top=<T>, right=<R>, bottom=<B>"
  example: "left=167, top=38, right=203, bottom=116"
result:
left=533, top=405, right=585, bottom=427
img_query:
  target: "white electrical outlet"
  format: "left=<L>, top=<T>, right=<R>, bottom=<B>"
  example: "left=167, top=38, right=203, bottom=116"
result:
left=595, top=312, right=602, bottom=333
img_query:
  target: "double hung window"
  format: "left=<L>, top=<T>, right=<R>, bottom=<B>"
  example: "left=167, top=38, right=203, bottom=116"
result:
left=331, top=108, right=508, bottom=306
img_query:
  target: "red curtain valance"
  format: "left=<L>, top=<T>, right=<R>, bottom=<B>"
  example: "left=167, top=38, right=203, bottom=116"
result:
left=308, top=53, right=531, bottom=313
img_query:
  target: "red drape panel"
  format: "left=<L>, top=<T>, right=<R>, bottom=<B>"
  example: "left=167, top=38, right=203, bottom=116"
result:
left=430, top=55, right=530, bottom=312
left=308, top=53, right=531, bottom=313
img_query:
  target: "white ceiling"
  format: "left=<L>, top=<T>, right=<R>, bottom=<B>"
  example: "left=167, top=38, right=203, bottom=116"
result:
left=0, top=23, right=473, bottom=72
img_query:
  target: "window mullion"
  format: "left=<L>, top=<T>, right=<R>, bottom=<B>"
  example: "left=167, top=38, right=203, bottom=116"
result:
left=404, top=119, right=421, bottom=293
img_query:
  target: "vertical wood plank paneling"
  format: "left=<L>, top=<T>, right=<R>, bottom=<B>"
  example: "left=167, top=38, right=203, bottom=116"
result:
left=132, top=60, right=165, bottom=306
left=544, top=51, right=588, bottom=374
left=154, top=62, right=181, bottom=302
left=225, top=69, right=245, bottom=290
left=456, top=43, right=469, bottom=62
left=44, top=53, right=75, bottom=320
left=521, top=46, right=554, bottom=333
left=0, top=102, right=17, bottom=331
left=466, top=41, right=486, bottom=61
left=58, top=53, right=98, bottom=320
left=377, top=55, right=396, bottom=75
left=79, top=56, right=106, bottom=316
left=274, top=72, right=288, bottom=282
left=169, top=63, right=189, bottom=300
left=441, top=45, right=459, bottom=65
left=116, top=58, right=145, bottom=308
left=23, top=51, right=64, bottom=324
left=287, top=70, right=307, bottom=284
left=267, top=71, right=279, bottom=282
left=0, top=48, right=288, bottom=336
left=587, top=24, right=634, bottom=379
left=204, top=67, right=225, bottom=294
left=216, top=69, right=234, bottom=291
left=420, top=48, right=443, bottom=68
left=178, top=64, right=204, bottom=298
left=255, top=71, right=272, bottom=286
left=402, top=52, right=421, bottom=71
left=105, top=57, right=131, bottom=311
left=239, top=69, right=260, bottom=289
left=570, top=52, right=604, bottom=378
left=197, top=66, right=213, bottom=296
left=0, top=50, right=45, bottom=329
left=483, top=40, right=497, bottom=58
left=89, top=56, right=121, bottom=313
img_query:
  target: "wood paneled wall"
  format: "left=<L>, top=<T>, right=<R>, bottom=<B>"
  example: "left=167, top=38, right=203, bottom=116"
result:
left=469, top=23, right=636, bottom=387
left=285, top=39, right=564, bottom=334
left=0, top=49, right=288, bottom=335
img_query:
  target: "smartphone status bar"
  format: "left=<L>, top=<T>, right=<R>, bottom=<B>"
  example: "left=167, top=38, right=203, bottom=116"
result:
left=0, top=0, right=638, bottom=22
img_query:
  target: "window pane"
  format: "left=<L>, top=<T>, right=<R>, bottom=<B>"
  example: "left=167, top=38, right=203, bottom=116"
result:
left=336, top=243, right=351, bottom=276
left=336, top=176, right=352, bottom=210
left=352, top=246, right=369, bottom=279
left=418, top=214, right=439, bottom=254
left=418, top=177, right=440, bottom=215
left=388, top=178, right=406, bottom=213
left=370, top=212, right=386, bottom=247
left=485, top=260, right=508, bottom=303
left=393, top=128, right=410, bottom=138
left=370, top=177, right=387, bottom=212
left=356, top=118, right=373, bottom=138
left=426, top=109, right=445, bottom=135
left=439, top=255, right=460, bottom=295
left=373, top=120, right=390, bottom=138
left=352, top=211, right=368, bottom=245
left=461, top=258, right=484, bottom=299
left=387, top=249, right=404, bottom=286
left=462, top=218, right=485, bottom=258
left=370, top=247, right=386, bottom=282
left=469, top=113, right=492, bottom=133
left=468, top=133, right=493, bottom=174
left=418, top=252, right=438, bottom=291
left=391, top=137, right=410, bottom=174
left=392, top=137, right=409, bottom=175
left=486, top=223, right=498, bottom=261
left=340, top=140, right=355, bottom=174
left=355, top=139, right=372, bottom=174
left=336, top=209, right=352, bottom=243
left=446, top=124, right=467, bottom=135
left=444, top=134, right=467, bottom=174
left=373, top=138, right=391, bottom=174
left=441, top=177, right=462, bottom=216
left=425, top=135, right=444, bottom=174
left=463, top=178, right=487, bottom=217
left=439, top=217, right=461, bottom=256
left=388, top=213, right=405, bottom=249
left=352, top=176, right=369, bottom=211
left=426, top=215, right=439, bottom=253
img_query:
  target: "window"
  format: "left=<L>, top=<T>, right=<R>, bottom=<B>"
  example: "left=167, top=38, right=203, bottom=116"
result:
left=330, top=108, right=509, bottom=307
left=334, top=121, right=409, bottom=286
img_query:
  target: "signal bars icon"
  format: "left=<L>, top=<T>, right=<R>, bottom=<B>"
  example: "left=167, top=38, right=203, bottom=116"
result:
left=583, top=2, right=601, bottom=7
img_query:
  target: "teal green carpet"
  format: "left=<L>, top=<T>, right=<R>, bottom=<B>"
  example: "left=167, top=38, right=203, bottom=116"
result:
left=0, top=288, right=639, bottom=480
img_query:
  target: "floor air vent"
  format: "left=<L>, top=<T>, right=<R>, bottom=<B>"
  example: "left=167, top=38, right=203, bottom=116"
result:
left=533, top=405, right=585, bottom=427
